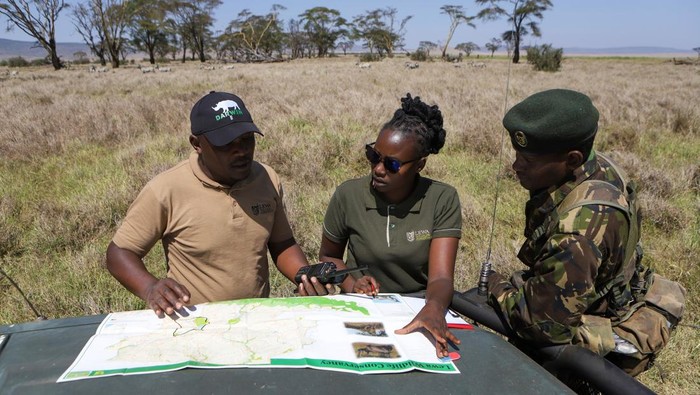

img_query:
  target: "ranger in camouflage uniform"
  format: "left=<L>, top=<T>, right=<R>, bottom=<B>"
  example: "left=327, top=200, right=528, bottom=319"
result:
left=486, top=89, right=677, bottom=376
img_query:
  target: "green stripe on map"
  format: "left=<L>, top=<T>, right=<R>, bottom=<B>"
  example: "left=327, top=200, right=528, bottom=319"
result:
left=271, top=358, right=457, bottom=373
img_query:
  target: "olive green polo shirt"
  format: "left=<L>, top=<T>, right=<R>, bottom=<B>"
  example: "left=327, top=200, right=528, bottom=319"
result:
left=113, top=152, right=294, bottom=305
left=323, top=175, right=462, bottom=293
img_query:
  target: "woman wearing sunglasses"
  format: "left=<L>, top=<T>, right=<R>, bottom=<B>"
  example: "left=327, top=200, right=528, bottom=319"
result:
left=320, top=93, right=462, bottom=358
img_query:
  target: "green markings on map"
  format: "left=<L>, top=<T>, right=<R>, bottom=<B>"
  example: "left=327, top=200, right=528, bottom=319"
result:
left=63, top=358, right=456, bottom=380
left=271, top=358, right=457, bottom=373
left=64, top=361, right=227, bottom=380
left=213, top=296, right=370, bottom=315
left=194, top=317, right=209, bottom=328
left=58, top=295, right=460, bottom=382
left=172, top=316, right=210, bottom=336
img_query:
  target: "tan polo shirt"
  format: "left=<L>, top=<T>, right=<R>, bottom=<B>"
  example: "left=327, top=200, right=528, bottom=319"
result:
left=113, top=152, right=294, bottom=304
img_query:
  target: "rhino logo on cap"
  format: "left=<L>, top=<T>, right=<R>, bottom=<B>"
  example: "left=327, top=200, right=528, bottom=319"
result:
left=212, top=100, right=243, bottom=120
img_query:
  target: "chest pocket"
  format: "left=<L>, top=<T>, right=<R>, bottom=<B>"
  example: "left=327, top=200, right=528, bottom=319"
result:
left=518, top=215, right=560, bottom=267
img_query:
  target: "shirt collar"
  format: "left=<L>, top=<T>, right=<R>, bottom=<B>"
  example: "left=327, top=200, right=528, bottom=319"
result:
left=529, top=150, right=601, bottom=214
left=362, top=174, right=427, bottom=214
left=188, top=152, right=260, bottom=190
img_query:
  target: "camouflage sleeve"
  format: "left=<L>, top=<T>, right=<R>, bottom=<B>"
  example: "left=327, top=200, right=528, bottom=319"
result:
left=488, top=205, right=629, bottom=345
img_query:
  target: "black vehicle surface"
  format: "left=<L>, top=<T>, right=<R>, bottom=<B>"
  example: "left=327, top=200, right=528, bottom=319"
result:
left=0, top=308, right=572, bottom=394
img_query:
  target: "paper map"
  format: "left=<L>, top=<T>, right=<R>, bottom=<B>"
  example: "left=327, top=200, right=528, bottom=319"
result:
left=58, top=294, right=462, bottom=382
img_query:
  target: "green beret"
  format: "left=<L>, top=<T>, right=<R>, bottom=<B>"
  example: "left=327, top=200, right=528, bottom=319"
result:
left=503, top=89, right=599, bottom=153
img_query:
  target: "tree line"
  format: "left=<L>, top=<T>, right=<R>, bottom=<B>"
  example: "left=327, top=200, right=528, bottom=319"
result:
left=0, top=0, right=553, bottom=70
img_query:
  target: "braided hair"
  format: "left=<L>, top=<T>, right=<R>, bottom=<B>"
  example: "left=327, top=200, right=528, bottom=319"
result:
left=381, top=93, right=446, bottom=156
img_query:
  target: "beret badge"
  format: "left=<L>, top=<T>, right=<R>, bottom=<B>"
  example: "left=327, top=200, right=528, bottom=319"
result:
left=514, top=131, right=528, bottom=148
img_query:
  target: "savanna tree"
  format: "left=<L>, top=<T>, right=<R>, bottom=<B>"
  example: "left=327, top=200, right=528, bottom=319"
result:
left=72, top=50, right=88, bottom=62
left=71, top=1, right=107, bottom=65
left=351, top=10, right=381, bottom=54
left=485, top=37, right=501, bottom=57
left=84, top=0, right=139, bottom=68
left=352, top=7, right=411, bottom=57
left=286, top=18, right=307, bottom=59
left=418, top=41, right=438, bottom=57
left=694, top=47, right=700, bottom=58
left=439, top=5, right=475, bottom=58
left=455, top=42, right=479, bottom=57
left=0, top=0, right=67, bottom=69
left=299, top=6, right=347, bottom=57
left=160, top=17, right=182, bottom=60
left=225, top=5, right=285, bottom=61
left=129, top=0, right=170, bottom=64
left=336, top=40, right=354, bottom=55
left=169, top=0, right=220, bottom=62
left=475, top=0, right=552, bottom=63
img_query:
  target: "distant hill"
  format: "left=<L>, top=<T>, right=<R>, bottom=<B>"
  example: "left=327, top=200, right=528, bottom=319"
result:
left=0, top=38, right=90, bottom=61
left=1, top=37, right=696, bottom=61
left=563, top=46, right=694, bottom=55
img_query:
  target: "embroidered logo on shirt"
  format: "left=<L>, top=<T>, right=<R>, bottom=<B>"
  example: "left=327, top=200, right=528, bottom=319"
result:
left=406, top=229, right=431, bottom=242
left=251, top=202, right=273, bottom=215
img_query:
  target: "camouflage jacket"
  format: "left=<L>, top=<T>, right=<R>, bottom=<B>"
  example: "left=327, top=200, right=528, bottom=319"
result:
left=488, top=151, right=641, bottom=348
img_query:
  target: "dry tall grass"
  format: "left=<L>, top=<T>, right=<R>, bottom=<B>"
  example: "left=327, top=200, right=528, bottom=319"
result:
left=1, top=56, right=698, bottom=393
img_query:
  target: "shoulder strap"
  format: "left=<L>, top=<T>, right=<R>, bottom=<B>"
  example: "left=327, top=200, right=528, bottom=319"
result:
left=558, top=180, right=630, bottom=220
left=556, top=162, right=643, bottom=319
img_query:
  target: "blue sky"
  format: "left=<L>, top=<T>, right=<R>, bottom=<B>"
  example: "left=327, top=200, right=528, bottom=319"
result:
left=1, top=1, right=698, bottom=50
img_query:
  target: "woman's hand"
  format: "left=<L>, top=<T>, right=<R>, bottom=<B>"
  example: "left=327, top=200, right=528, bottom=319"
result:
left=352, top=275, right=379, bottom=297
left=394, top=301, right=460, bottom=358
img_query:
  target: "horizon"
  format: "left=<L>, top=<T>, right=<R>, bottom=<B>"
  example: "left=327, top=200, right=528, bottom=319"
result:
left=1, top=1, right=699, bottom=51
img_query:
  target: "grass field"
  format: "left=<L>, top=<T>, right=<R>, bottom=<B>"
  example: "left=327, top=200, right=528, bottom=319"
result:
left=0, top=56, right=698, bottom=393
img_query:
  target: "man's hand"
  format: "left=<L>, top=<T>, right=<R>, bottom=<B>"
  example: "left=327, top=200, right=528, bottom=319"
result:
left=486, top=270, right=507, bottom=295
left=394, top=301, right=460, bottom=358
left=297, top=274, right=337, bottom=296
left=144, top=278, right=191, bottom=317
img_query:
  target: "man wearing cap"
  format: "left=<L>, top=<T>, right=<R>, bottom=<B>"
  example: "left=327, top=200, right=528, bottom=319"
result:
left=484, top=89, right=674, bottom=375
left=107, top=91, right=332, bottom=317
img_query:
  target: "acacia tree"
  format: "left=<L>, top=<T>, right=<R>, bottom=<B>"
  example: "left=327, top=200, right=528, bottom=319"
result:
left=351, top=9, right=381, bottom=54
left=336, top=40, right=354, bottom=55
left=455, top=42, right=479, bottom=57
left=440, top=5, right=475, bottom=59
left=352, top=7, right=411, bottom=57
left=162, top=2, right=191, bottom=62
left=86, top=0, right=139, bottom=68
left=72, top=50, right=87, bottom=62
left=225, top=4, right=285, bottom=61
left=475, top=0, right=552, bottom=63
left=286, top=18, right=307, bottom=59
left=71, top=2, right=107, bottom=65
left=169, top=0, right=220, bottom=62
left=130, top=0, right=170, bottom=64
left=299, top=6, right=347, bottom=57
left=418, top=41, right=438, bottom=57
left=694, top=47, right=700, bottom=59
left=485, top=37, right=501, bottom=57
left=0, top=0, right=67, bottom=69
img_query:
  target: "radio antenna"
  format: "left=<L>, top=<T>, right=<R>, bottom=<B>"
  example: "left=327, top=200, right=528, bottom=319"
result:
left=477, top=52, right=514, bottom=296
left=0, top=264, right=47, bottom=320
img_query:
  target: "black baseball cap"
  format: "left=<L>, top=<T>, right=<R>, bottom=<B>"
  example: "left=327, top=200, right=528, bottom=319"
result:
left=190, top=91, right=262, bottom=146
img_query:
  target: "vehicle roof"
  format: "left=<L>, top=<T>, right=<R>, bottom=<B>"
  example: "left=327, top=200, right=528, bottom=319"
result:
left=0, top=315, right=572, bottom=394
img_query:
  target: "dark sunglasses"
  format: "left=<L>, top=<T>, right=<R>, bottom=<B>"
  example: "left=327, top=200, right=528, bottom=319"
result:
left=365, top=142, right=422, bottom=174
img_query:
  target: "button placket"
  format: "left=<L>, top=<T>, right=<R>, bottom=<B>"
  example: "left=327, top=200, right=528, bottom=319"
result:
left=229, top=190, right=239, bottom=219
left=386, top=205, right=395, bottom=247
